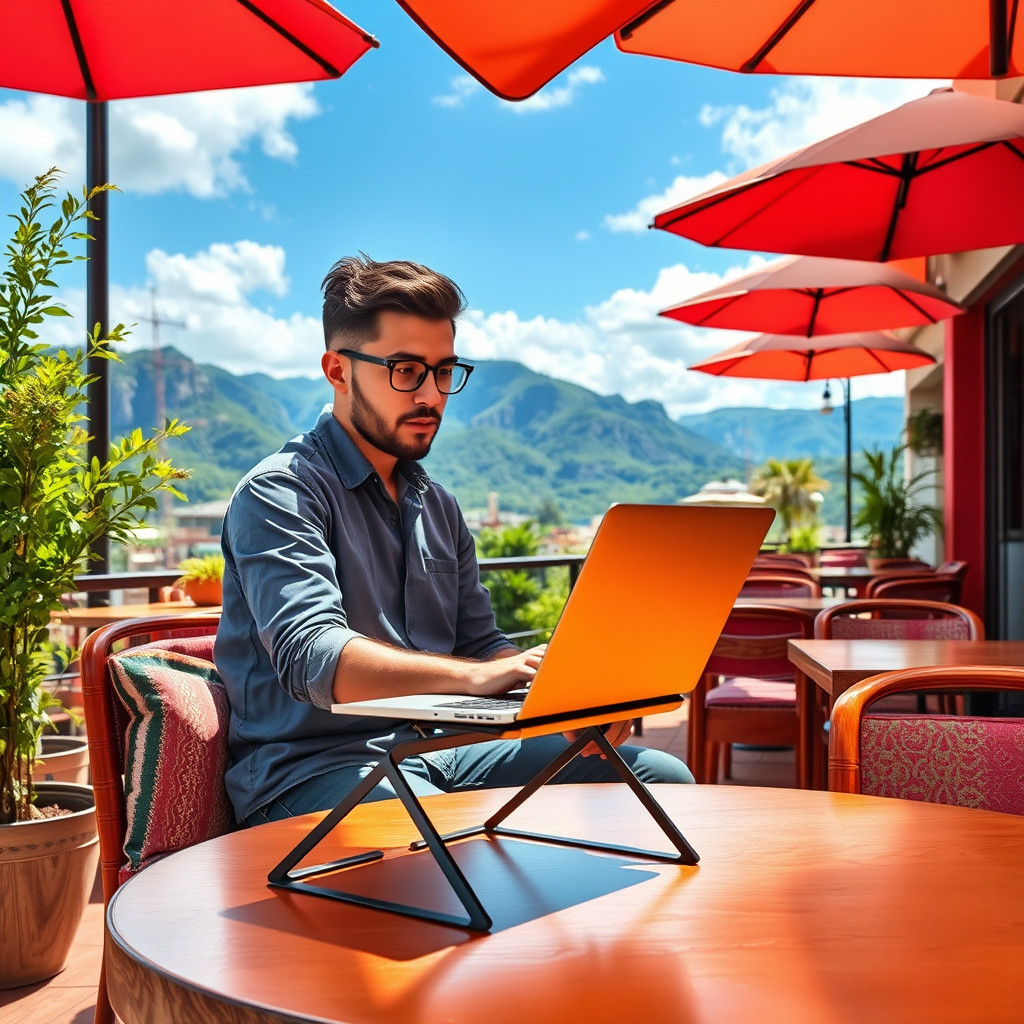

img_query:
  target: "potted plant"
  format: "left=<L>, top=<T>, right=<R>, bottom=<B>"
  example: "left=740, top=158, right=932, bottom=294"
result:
left=907, top=407, right=943, bottom=457
left=0, top=169, right=190, bottom=988
left=852, top=443, right=942, bottom=568
left=175, top=553, right=225, bottom=606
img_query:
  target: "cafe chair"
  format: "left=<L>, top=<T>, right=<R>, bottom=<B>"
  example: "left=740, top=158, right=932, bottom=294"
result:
left=739, top=573, right=821, bottom=598
left=747, top=564, right=817, bottom=582
left=752, top=553, right=812, bottom=569
left=815, top=598, right=984, bottom=641
left=935, top=559, right=969, bottom=582
left=818, top=549, right=867, bottom=568
left=81, top=613, right=227, bottom=1024
left=865, top=557, right=933, bottom=572
left=866, top=572, right=962, bottom=603
left=829, top=665, right=1024, bottom=815
left=688, top=604, right=816, bottom=785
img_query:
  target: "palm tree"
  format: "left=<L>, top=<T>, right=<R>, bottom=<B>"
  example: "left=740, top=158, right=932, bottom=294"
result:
left=751, top=457, right=830, bottom=542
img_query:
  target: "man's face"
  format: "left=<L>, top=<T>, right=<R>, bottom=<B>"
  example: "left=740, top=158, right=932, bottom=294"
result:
left=340, top=310, right=456, bottom=462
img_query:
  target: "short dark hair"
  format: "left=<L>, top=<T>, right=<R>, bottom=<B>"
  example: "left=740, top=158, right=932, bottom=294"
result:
left=321, top=254, right=466, bottom=350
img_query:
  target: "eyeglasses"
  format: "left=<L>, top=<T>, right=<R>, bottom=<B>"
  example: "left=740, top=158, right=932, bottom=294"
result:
left=336, top=349, right=474, bottom=395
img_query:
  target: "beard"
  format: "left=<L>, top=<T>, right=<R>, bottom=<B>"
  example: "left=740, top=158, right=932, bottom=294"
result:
left=349, top=376, right=441, bottom=461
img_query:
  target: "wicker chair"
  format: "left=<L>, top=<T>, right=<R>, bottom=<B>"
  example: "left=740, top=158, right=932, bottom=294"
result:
left=740, top=573, right=821, bottom=598
left=866, top=572, right=962, bottom=602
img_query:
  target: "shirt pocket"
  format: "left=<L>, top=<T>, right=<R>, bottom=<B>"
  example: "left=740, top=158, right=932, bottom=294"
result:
left=411, top=557, right=460, bottom=652
left=424, top=557, right=459, bottom=574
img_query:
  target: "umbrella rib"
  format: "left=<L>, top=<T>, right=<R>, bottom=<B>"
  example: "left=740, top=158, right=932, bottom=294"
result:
left=1002, top=139, right=1024, bottom=165
left=806, top=290, right=822, bottom=337
left=619, top=0, right=678, bottom=39
left=879, top=153, right=917, bottom=263
left=741, top=0, right=818, bottom=72
left=992, top=0, right=1010, bottom=76
left=60, top=0, right=97, bottom=102
left=233, top=0, right=345, bottom=76
left=889, top=287, right=941, bottom=323
left=864, top=349, right=894, bottom=373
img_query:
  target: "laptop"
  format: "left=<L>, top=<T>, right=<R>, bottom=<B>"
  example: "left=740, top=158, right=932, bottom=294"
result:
left=332, top=503, right=774, bottom=730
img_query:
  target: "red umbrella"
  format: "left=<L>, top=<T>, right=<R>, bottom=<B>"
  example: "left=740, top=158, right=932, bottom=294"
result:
left=688, top=330, right=937, bottom=380
left=0, top=0, right=376, bottom=569
left=652, top=89, right=1024, bottom=263
left=660, top=256, right=964, bottom=336
left=615, top=0, right=1023, bottom=79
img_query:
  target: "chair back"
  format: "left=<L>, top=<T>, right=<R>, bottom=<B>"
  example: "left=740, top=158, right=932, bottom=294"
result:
left=818, top=549, right=867, bottom=568
left=81, top=614, right=225, bottom=907
left=866, top=573, right=962, bottom=603
left=815, top=599, right=984, bottom=640
left=747, top=564, right=816, bottom=581
left=866, top=557, right=933, bottom=572
left=739, top=573, right=821, bottom=598
left=706, top=604, right=816, bottom=678
left=830, top=666, right=1024, bottom=815
left=935, top=560, right=969, bottom=580
left=753, top=553, right=811, bottom=569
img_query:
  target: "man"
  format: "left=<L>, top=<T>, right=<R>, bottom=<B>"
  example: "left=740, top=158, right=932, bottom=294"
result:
left=215, top=255, right=692, bottom=827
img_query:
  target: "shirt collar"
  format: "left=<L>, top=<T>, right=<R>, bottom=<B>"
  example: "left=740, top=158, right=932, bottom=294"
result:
left=314, top=406, right=431, bottom=495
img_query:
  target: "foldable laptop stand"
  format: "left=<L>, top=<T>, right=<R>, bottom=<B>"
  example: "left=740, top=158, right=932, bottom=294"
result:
left=267, top=724, right=699, bottom=930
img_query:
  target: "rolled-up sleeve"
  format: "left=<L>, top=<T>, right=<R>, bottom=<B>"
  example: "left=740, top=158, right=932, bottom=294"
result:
left=224, top=470, right=363, bottom=711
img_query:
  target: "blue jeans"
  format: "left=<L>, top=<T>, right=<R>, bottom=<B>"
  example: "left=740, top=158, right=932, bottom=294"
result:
left=244, top=734, right=693, bottom=826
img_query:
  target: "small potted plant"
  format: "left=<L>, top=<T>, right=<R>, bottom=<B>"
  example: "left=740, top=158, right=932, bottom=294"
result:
left=907, top=407, right=943, bottom=457
left=852, top=443, right=942, bottom=568
left=0, top=169, right=190, bottom=988
left=175, top=553, right=225, bottom=606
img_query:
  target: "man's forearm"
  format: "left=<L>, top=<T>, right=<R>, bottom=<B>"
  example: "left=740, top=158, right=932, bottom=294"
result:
left=331, top=636, right=539, bottom=704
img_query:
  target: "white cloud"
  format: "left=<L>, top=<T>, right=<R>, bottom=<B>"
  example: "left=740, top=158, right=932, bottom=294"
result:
left=432, top=76, right=481, bottom=109
left=0, top=84, right=320, bottom=197
left=509, top=66, right=604, bottom=114
left=575, top=230, right=591, bottom=242
left=702, top=76, right=947, bottom=169
left=458, top=254, right=907, bottom=418
left=604, top=171, right=727, bottom=233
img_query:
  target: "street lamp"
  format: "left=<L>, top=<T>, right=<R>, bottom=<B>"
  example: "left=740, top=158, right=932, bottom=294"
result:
left=820, top=377, right=852, bottom=543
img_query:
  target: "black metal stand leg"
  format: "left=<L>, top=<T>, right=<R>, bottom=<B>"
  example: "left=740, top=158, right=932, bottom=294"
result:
left=267, top=726, right=700, bottom=933
left=413, top=727, right=700, bottom=865
left=267, top=737, right=493, bottom=930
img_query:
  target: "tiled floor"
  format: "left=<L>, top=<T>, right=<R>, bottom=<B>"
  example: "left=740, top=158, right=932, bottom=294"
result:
left=2, top=702, right=796, bottom=1024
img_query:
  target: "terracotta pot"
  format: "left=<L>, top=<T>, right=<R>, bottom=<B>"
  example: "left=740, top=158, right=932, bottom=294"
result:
left=0, top=782, right=98, bottom=989
left=37, top=736, right=90, bottom=785
left=181, top=578, right=222, bottom=607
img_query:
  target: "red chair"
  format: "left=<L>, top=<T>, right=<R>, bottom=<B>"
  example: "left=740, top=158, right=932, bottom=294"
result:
left=753, top=553, right=812, bottom=569
left=688, top=604, right=816, bottom=785
left=866, top=557, right=933, bottom=571
left=81, top=614, right=225, bottom=1024
left=740, top=573, right=821, bottom=598
left=866, top=573, right=962, bottom=602
left=830, top=665, right=1024, bottom=815
left=936, top=560, right=969, bottom=582
left=818, top=549, right=867, bottom=568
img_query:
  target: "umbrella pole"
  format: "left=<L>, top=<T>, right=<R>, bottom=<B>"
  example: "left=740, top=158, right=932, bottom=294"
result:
left=843, top=378, right=852, bottom=543
left=86, top=100, right=110, bottom=580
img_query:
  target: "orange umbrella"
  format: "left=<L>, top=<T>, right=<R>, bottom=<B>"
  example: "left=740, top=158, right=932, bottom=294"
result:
left=660, top=256, right=964, bottom=336
left=688, top=330, right=937, bottom=380
left=395, top=0, right=1020, bottom=101
left=653, top=89, right=1024, bottom=263
left=616, top=0, right=1022, bottom=79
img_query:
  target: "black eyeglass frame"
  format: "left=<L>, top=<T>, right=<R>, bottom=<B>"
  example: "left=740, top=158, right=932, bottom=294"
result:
left=335, top=349, right=474, bottom=394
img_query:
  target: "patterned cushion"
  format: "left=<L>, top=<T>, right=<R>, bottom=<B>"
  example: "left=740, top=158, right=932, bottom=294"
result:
left=705, top=677, right=796, bottom=708
left=830, top=617, right=971, bottom=640
left=861, top=715, right=1024, bottom=815
left=109, top=637, right=234, bottom=881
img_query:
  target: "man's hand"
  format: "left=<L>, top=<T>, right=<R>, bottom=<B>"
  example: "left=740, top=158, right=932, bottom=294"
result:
left=469, top=644, right=546, bottom=695
left=563, top=719, right=633, bottom=758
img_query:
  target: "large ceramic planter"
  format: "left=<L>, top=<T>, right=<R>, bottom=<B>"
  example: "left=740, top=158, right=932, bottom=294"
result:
left=37, top=735, right=90, bottom=785
left=0, top=781, right=99, bottom=989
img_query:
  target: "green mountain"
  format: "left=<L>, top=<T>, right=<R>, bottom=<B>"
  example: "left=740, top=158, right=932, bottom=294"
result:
left=108, top=348, right=902, bottom=525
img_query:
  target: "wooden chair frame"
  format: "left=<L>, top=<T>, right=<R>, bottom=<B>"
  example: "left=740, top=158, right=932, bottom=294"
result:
left=81, top=613, right=221, bottom=1024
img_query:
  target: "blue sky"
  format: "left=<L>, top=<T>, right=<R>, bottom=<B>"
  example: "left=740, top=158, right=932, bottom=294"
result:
left=0, top=2, right=943, bottom=417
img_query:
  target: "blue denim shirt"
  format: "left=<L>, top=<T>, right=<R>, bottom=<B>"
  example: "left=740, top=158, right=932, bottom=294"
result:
left=214, top=407, right=512, bottom=820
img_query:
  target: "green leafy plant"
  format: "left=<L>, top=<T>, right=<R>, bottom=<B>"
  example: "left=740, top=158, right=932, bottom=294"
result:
left=785, top=521, right=823, bottom=553
left=852, top=443, right=942, bottom=559
left=0, top=169, right=190, bottom=824
left=175, top=553, right=225, bottom=584
left=751, top=457, right=830, bottom=544
left=907, top=407, right=943, bottom=457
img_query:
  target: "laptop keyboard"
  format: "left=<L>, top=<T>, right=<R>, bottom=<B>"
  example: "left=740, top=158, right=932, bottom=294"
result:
left=436, top=694, right=526, bottom=710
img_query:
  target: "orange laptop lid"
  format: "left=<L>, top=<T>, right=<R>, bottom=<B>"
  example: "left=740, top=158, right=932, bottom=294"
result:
left=516, top=503, right=775, bottom=720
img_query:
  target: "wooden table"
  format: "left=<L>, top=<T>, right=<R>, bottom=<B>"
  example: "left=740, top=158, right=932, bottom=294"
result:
left=741, top=594, right=853, bottom=614
left=789, top=639, right=1024, bottom=788
left=50, top=601, right=220, bottom=630
left=106, top=785, right=1024, bottom=1024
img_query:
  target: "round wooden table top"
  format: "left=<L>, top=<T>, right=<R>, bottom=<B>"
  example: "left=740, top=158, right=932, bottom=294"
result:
left=106, top=784, right=1024, bottom=1024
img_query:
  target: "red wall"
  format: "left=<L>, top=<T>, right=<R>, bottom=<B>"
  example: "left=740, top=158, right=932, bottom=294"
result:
left=943, top=308, right=987, bottom=619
